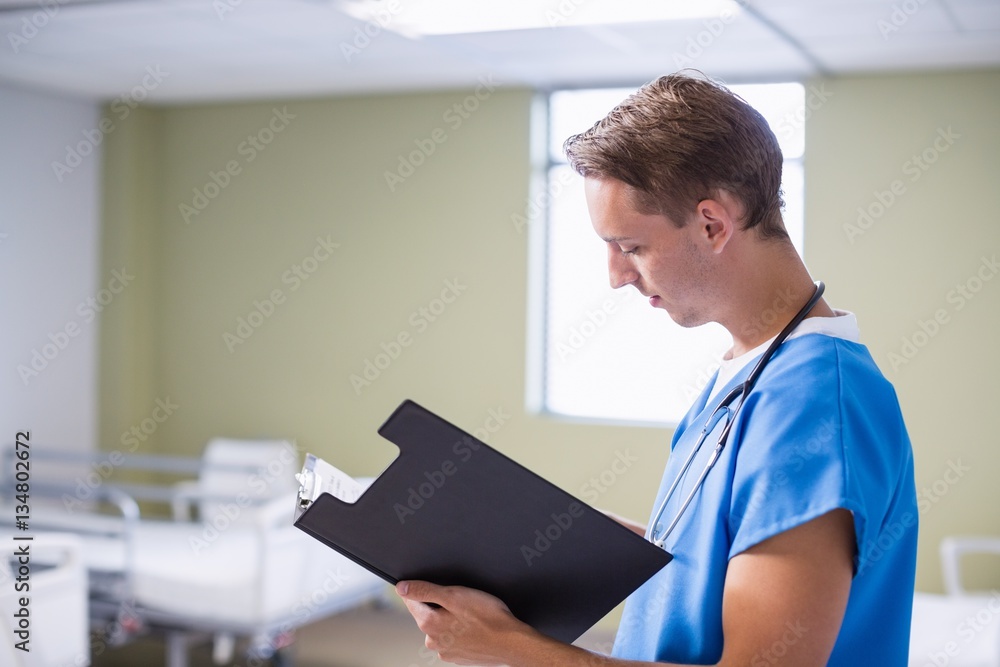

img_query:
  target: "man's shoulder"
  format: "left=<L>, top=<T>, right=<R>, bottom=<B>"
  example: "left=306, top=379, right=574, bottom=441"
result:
left=749, top=334, right=904, bottom=429
left=770, top=333, right=890, bottom=387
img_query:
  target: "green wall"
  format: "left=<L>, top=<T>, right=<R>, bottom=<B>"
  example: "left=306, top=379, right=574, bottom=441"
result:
left=98, top=87, right=674, bottom=542
left=99, top=70, right=1000, bottom=612
left=806, top=70, right=1000, bottom=592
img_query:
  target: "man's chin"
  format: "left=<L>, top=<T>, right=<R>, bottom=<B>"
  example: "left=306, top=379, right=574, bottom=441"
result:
left=665, top=308, right=705, bottom=329
left=647, top=296, right=702, bottom=327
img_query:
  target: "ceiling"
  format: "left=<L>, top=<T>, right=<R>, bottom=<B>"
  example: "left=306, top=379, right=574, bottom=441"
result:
left=0, top=0, right=997, bottom=105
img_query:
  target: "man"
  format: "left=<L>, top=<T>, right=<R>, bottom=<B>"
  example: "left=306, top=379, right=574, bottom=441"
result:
left=397, top=73, right=918, bottom=665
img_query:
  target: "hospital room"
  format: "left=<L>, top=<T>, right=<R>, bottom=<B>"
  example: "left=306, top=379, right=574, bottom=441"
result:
left=1, top=0, right=998, bottom=665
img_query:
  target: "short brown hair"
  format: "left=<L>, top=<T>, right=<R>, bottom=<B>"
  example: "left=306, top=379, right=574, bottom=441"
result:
left=563, top=72, right=788, bottom=241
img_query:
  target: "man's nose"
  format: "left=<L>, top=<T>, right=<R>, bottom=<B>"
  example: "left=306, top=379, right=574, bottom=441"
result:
left=608, top=249, right=638, bottom=289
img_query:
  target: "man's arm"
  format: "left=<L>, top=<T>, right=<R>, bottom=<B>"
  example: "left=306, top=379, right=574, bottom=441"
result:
left=398, top=509, right=855, bottom=666
left=602, top=510, right=647, bottom=537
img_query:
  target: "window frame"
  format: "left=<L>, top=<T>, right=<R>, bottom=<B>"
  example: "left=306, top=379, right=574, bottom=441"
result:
left=526, top=82, right=805, bottom=428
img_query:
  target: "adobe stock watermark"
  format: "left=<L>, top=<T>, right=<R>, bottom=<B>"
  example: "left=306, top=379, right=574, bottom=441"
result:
left=671, top=0, right=746, bottom=68
left=51, top=66, right=170, bottom=183
left=349, top=278, right=467, bottom=394
left=7, top=0, right=70, bottom=54
left=544, top=0, right=581, bottom=26
left=877, top=0, right=931, bottom=40
left=579, top=449, right=639, bottom=504
left=730, top=417, right=840, bottom=525
left=618, top=576, right=670, bottom=636
left=555, top=289, right=645, bottom=363
left=17, top=268, right=134, bottom=386
left=62, top=397, right=179, bottom=512
left=917, top=459, right=970, bottom=514
left=212, top=0, right=240, bottom=19
left=751, top=619, right=809, bottom=666
left=287, top=567, right=355, bottom=622
left=681, top=354, right=723, bottom=406
left=223, top=235, right=340, bottom=353
left=740, top=286, right=800, bottom=340
left=180, top=106, right=296, bottom=224
left=844, top=126, right=960, bottom=244
left=393, top=407, right=511, bottom=524
left=676, top=283, right=809, bottom=404
left=887, top=254, right=997, bottom=372
left=383, top=76, right=500, bottom=192
left=409, top=615, right=473, bottom=667
left=229, top=568, right=361, bottom=667
left=774, top=83, right=834, bottom=143
left=919, top=591, right=1000, bottom=667
left=189, top=440, right=303, bottom=554
left=338, top=0, right=403, bottom=62
left=543, top=0, right=605, bottom=27
left=510, top=168, right=575, bottom=234
left=858, top=458, right=969, bottom=576
left=555, top=297, right=620, bottom=363
left=284, top=567, right=355, bottom=623
left=90, top=599, right=144, bottom=659
left=520, top=502, right=585, bottom=567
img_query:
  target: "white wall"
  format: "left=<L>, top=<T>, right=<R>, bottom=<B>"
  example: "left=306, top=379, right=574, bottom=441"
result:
left=0, top=84, right=102, bottom=451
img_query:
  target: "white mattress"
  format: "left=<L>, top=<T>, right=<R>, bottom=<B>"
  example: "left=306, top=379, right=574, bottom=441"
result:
left=128, top=522, right=382, bottom=626
left=0, top=498, right=386, bottom=628
left=910, top=592, right=1000, bottom=667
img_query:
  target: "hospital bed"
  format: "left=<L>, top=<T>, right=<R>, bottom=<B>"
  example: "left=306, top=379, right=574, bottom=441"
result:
left=0, top=439, right=389, bottom=667
left=910, top=537, right=1000, bottom=667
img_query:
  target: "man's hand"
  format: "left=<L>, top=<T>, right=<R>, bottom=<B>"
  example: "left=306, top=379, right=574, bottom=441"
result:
left=396, top=580, right=544, bottom=666
left=601, top=510, right=647, bottom=537
left=396, top=509, right=856, bottom=666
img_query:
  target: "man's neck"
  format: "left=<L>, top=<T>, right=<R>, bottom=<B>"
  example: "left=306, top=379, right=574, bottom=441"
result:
left=717, top=242, right=834, bottom=357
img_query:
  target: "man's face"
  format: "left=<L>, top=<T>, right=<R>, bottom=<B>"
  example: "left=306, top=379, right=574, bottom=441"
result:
left=584, top=177, right=713, bottom=328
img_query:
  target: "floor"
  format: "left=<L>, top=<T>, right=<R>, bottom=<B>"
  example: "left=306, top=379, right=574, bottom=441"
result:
left=92, top=603, right=617, bottom=667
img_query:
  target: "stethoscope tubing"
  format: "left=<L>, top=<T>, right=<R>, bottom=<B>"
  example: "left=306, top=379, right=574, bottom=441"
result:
left=648, top=281, right=826, bottom=549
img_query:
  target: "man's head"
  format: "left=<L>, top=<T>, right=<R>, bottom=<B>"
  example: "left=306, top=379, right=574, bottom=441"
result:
left=563, top=72, right=787, bottom=241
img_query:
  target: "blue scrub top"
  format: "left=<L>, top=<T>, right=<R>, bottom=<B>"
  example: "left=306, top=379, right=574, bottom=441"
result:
left=612, top=333, right=918, bottom=665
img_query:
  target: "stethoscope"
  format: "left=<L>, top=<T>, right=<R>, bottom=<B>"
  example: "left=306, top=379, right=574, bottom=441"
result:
left=648, top=281, right=826, bottom=549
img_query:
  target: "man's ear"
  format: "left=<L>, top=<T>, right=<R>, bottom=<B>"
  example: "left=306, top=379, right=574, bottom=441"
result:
left=694, top=194, right=739, bottom=254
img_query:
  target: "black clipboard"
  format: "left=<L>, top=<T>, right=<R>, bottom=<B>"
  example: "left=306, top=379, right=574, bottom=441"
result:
left=293, top=399, right=672, bottom=644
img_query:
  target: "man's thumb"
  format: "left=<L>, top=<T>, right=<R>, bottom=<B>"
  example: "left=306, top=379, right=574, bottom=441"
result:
left=397, top=579, right=440, bottom=602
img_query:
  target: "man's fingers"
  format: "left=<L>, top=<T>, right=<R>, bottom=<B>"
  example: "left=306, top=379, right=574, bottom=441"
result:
left=401, top=596, right=433, bottom=620
left=396, top=579, right=448, bottom=605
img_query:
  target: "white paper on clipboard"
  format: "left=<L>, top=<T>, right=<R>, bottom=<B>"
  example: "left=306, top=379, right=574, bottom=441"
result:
left=295, top=453, right=364, bottom=517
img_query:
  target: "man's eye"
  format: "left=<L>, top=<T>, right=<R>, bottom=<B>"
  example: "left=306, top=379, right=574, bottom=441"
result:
left=621, top=247, right=638, bottom=256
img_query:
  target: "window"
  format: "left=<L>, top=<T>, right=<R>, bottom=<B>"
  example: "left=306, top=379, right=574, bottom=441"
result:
left=530, top=83, right=805, bottom=426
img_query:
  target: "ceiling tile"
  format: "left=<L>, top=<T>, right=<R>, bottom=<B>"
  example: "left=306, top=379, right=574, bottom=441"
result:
left=0, top=0, right=996, bottom=102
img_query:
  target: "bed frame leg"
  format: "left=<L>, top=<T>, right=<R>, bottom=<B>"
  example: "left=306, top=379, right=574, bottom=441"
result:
left=213, top=632, right=236, bottom=664
left=166, top=632, right=191, bottom=667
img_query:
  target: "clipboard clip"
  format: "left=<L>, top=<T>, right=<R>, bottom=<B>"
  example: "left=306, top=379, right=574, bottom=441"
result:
left=296, top=468, right=316, bottom=510
left=294, top=453, right=366, bottom=519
